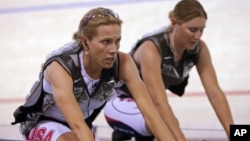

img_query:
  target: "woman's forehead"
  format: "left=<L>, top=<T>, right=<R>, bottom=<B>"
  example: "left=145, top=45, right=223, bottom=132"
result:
left=182, top=17, right=206, bottom=28
left=94, top=24, right=121, bottom=38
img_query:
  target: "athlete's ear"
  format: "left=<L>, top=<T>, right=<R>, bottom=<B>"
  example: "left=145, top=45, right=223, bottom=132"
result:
left=81, top=36, right=89, bottom=48
left=84, top=41, right=88, bottom=47
left=170, top=17, right=177, bottom=27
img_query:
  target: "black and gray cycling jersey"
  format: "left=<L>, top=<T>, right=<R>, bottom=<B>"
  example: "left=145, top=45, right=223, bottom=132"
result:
left=130, top=26, right=200, bottom=96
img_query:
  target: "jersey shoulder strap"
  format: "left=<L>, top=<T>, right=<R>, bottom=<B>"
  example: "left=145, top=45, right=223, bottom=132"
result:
left=149, top=33, right=199, bottom=65
left=51, top=53, right=86, bottom=88
left=148, top=33, right=170, bottom=65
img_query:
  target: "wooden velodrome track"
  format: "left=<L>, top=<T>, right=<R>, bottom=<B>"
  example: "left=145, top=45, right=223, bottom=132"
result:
left=1, top=0, right=250, bottom=140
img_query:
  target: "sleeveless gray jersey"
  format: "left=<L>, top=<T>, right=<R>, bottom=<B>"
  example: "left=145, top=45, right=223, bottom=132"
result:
left=130, top=26, right=200, bottom=96
left=42, top=41, right=120, bottom=121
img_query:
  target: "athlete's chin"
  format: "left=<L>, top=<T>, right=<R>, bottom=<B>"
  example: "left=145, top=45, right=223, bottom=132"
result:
left=187, top=44, right=196, bottom=51
left=187, top=42, right=198, bottom=50
left=103, top=63, right=114, bottom=69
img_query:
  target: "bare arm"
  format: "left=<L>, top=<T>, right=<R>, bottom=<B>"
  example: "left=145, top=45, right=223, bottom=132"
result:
left=44, top=61, right=94, bottom=141
left=118, top=51, right=174, bottom=141
left=196, top=41, right=234, bottom=139
left=134, top=41, right=187, bottom=141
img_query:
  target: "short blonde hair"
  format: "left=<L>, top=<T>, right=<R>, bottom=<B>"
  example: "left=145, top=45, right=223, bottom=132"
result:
left=168, top=0, right=207, bottom=32
left=73, top=7, right=123, bottom=41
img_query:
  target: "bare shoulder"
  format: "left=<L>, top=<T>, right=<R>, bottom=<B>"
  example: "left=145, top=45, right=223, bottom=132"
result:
left=136, top=40, right=159, bottom=55
left=199, top=39, right=209, bottom=50
left=44, top=61, right=72, bottom=84
left=117, top=51, right=128, bottom=57
left=198, top=39, right=210, bottom=55
left=117, top=51, right=133, bottom=63
left=117, top=51, right=138, bottom=81
left=197, top=39, right=213, bottom=67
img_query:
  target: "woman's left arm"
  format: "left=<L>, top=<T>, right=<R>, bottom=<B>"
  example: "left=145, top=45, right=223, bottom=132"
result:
left=196, top=41, right=234, bottom=139
left=118, top=52, right=174, bottom=141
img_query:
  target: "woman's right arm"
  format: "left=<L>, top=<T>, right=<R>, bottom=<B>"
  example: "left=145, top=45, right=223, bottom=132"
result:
left=134, top=41, right=187, bottom=141
left=44, top=61, right=95, bottom=141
